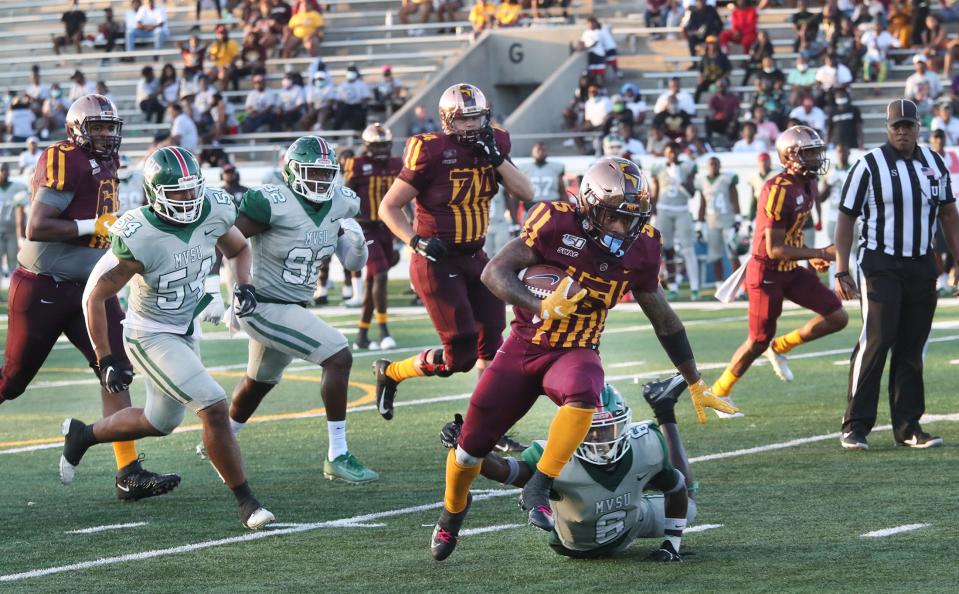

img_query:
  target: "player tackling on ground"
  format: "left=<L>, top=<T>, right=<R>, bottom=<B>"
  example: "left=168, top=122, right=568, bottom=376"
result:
left=429, top=158, right=735, bottom=561
left=711, top=126, right=848, bottom=415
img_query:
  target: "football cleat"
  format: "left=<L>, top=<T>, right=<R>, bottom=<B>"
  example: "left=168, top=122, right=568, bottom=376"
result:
left=840, top=431, right=868, bottom=450
left=494, top=434, right=528, bottom=453
left=116, top=459, right=182, bottom=501
left=353, top=336, right=379, bottom=351
left=59, top=418, right=88, bottom=485
left=241, top=506, right=276, bottom=530
left=430, top=493, right=472, bottom=561
left=311, top=294, right=329, bottom=306
left=895, top=431, right=943, bottom=449
left=764, top=347, right=794, bottom=382
left=647, top=541, right=683, bottom=562
left=378, top=336, right=397, bottom=350
left=373, top=359, right=397, bottom=420
left=323, top=452, right=380, bottom=483
left=343, top=295, right=364, bottom=308
left=642, top=374, right=688, bottom=418
left=520, top=470, right=555, bottom=531
left=712, top=396, right=745, bottom=419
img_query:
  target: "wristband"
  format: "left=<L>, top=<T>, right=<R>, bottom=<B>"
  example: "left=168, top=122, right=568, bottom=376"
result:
left=75, top=218, right=97, bottom=237
left=834, top=271, right=849, bottom=279
left=657, top=328, right=695, bottom=367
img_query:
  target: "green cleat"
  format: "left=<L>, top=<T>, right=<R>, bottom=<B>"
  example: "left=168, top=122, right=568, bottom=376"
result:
left=323, top=452, right=380, bottom=483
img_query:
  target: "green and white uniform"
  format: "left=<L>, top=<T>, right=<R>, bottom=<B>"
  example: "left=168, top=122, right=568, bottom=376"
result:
left=521, top=421, right=694, bottom=558
left=695, top=172, right=739, bottom=261
left=650, top=161, right=697, bottom=250
left=238, top=183, right=359, bottom=382
left=518, top=160, right=566, bottom=214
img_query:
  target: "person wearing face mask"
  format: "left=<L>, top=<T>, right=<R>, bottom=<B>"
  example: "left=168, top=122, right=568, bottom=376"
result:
left=788, top=94, right=826, bottom=138
left=756, top=55, right=785, bottom=90
left=300, top=70, right=336, bottom=131
left=652, top=97, right=691, bottom=141
left=242, top=74, right=278, bottom=133
left=332, top=66, right=371, bottom=131
left=825, top=90, right=863, bottom=150
left=787, top=56, right=817, bottom=105
left=277, top=73, right=306, bottom=130
left=741, top=29, right=774, bottom=86
left=815, top=53, right=853, bottom=103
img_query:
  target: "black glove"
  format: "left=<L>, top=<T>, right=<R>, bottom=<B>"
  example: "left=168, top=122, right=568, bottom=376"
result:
left=233, top=284, right=257, bottom=318
left=472, top=126, right=505, bottom=168
left=440, top=413, right=464, bottom=449
left=647, top=541, right=683, bottom=562
left=97, top=355, right=133, bottom=394
left=409, top=235, right=448, bottom=262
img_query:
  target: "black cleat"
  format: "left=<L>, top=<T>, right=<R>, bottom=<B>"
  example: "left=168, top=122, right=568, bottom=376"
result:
left=311, top=294, right=329, bottom=306
left=59, top=418, right=90, bottom=485
left=494, top=434, right=528, bottom=453
left=116, top=459, right=181, bottom=501
left=430, top=493, right=472, bottom=561
left=373, top=359, right=397, bottom=420
left=520, top=470, right=555, bottom=531
left=896, top=430, right=943, bottom=449
left=642, top=374, right=688, bottom=416
left=840, top=431, right=869, bottom=451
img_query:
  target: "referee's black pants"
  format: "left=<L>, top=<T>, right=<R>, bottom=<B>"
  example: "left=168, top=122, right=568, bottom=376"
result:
left=842, top=249, right=939, bottom=442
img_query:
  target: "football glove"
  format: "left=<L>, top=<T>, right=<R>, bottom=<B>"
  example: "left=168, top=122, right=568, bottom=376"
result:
left=539, top=277, right=587, bottom=321
left=233, top=283, right=258, bottom=318
left=472, top=126, right=505, bottom=168
left=732, top=213, right=743, bottom=235
left=93, top=213, right=118, bottom=241
left=440, top=413, right=464, bottom=449
left=689, top=378, right=739, bottom=424
left=339, top=218, right=367, bottom=251
left=97, top=354, right=133, bottom=394
left=647, top=541, right=683, bottom=562
left=201, top=275, right=225, bottom=325
left=410, top=234, right=448, bottom=262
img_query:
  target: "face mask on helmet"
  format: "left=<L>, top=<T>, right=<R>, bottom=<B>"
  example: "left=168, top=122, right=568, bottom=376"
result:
left=149, top=176, right=205, bottom=224
left=578, top=159, right=652, bottom=258
left=71, top=115, right=123, bottom=159
left=439, top=84, right=492, bottom=144
left=288, top=160, right=338, bottom=203
left=795, top=145, right=829, bottom=176
left=444, top=113, right=488, bottom=144
left=574, top=386, right=632, bottom=466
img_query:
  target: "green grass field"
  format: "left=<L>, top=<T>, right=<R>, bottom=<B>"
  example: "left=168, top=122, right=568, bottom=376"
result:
left=1, top=288, right=958, bottom=593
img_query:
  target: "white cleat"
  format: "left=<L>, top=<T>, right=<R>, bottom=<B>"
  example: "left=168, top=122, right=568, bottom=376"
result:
left=713, top=397, right=745, bottom=419
left=242, top=507, right=276, bottom=530
left=59, top=419, right=77, bottom=484
left=764, top=347, right=794, bottom=382
left=343, top=296, right=364, bottom=308
left=379, top=336, right=396, bottom=350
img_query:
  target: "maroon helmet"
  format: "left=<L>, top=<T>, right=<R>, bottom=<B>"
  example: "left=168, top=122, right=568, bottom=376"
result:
left=361, top=123, right=393, bottom=160
left=576, top=157, right=652, bottom=257
left=66, top=94, right=123, bottom=159
left=438, top=83, right=491, bottom=144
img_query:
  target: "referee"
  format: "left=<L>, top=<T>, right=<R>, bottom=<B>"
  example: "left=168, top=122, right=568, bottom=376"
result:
left=835, top=99, right=959, bottom=450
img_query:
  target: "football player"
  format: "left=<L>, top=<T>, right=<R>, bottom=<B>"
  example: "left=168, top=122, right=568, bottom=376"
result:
left=695, top=156, right=741, bottom=283
left=429, top=158, right=736, bottom=561
left=225, top=135, right=378, bottom=483
left=344, top=123, right=403, bottom=351
left=375, top=83, right=534, bottom=425
left=63, top=146, right=275, bottom=529
left=439, top=377, right=697, bottom=561
left=711, top=126, right=848, bottom=416
left=0, top=94, right=179, bottom=501
left=649, top=143, right=701, bottom=301
left=116, top=155, right=146, bottom=215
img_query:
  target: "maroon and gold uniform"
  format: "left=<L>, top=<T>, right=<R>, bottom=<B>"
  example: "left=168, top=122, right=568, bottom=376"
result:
left=343, top=154, right=402, bottom=278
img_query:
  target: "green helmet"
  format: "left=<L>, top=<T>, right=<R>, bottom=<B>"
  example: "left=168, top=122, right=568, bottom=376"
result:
left=143, top=146, right=205, bottom=224
left=574, top=383, right=632, bottom=466
left=283, top=135, right=339, bottom=203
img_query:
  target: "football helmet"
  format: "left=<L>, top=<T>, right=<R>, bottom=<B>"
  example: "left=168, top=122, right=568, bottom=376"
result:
left=438, top=83, right=491, bottom=144
left=283, top=135, right=339, bottom=203
left=576, top=157, right=652, bottom=257
left=66, top=94, right=123, bottom=159
left=602, top=133, right=626, bottom=157
left=143, top=146, right=206, bottom=225
left=361, top=123, right=393, bottom=161
left=775, top=125, right=828, bottom=177
left=575, top=383, right=632, bottom=466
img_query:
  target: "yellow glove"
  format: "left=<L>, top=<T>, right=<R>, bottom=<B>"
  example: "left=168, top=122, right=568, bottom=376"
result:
left=539, top=276, right=587, bottom=321
left=689, top=379, right=739, bottom=424
left=94, top=213, right=117, bottom=240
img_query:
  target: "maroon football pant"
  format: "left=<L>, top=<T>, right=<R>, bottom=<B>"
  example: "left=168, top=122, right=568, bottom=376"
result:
left=457, top=334, right=605, bottom=458
left=0, top=268, right=128, bottom=401
left=745, top=260, right=843, bottom=343
left=409, top=250, right=505, bottom=373
left=361, top=223, right=395, bottom=280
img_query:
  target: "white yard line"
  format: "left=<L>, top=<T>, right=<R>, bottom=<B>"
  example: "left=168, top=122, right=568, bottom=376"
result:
left=459, top=523, right=524, bottom=537
left=861, top=524, right=931, bottom=538
left=65, top=522, right=148, bottom=535
left=608, top=361, right=645, bottom=369
left=684, top=524, right=723, bottom=533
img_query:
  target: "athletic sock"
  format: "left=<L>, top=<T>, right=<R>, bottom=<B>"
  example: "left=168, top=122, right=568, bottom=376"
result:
left=327, top=420, right=347, bottom=460
left=232, top=481, right=259, bottom=514
left=229, top=418, right=245, bottom=435
left=772, top=330, right=804, bottom=354
left=386, top=354, right=425, bottom=383
left=444, top=448, right=481, bottom=513
left=357, top=321, right=370, bottom=342
left=112, top=441, right=139, bottom=470
left=352, top=276, right=364, bottom=297
left=537, top=405, right=595, bottom=478
left=375, top=312, right=388, bottom=325
left=711, top=368, right=739, bottom=397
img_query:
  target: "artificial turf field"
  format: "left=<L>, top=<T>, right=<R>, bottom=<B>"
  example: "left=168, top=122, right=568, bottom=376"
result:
left=1, top=286, right=958, bottom=592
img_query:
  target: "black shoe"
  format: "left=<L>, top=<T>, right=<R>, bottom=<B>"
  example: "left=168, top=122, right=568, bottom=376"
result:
left=116, top=459, right=181, bottom=501
left=896, top=431, right=943, bottom=449
left=430, top=493, right=471, bottom=561
left=311, top=294, right=329, bottom=306
left=642, top=374, right=688, bottom=416
left=59, top=418, right=91, bottom=484
left=520, top=470, right=555, bottom=531
left=373, top=359, right=397, bottom=420
left=409, top=295, right=423, bottom=306
left=840, top=431, right=869, bottom=450
left=494, top=434, right=528, bottom=453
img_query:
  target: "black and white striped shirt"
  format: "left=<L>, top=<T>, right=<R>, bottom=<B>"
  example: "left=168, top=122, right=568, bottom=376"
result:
left=839, top=143, right=955, bottom=258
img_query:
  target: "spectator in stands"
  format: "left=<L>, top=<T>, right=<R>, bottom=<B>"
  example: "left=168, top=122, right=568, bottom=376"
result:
left=598, top=19, right=621, bottom=80
left=400, top=0, right=434, bottom=34
left=646, top=123, right=670, bottom=156
left=601, top=95, right=634, bottom=137
left=905, top=53, right=943, bottom=99
left=243, top=1, right=281, bottom=64
left=861, top=19, right=900, bottom=82
left=120, top=0, right=142, bottom=61
left=752, top=77, right=788, bottom=129
left=496, top=0, right=522, bottom=27
left=815, top=52, right=853, bottom=105
left=269, top=0, right=293, bottom=30
left=705, top=78, right=740, bottom=147
left=97, top=7, right=125, bottom=54
left=371, top=66, right=409, bottom=118
left=574, top=83, right=611, bottom=154
left=164, top=102, right=200, bottom=153
left=832, top=17, right=864, bottom=77
left=301, top=70, right=336, bottom=131
left=158, top=64, right=181, bottom=109
left=5, top=97, right=36, bottom=144
left=469, top=0, right=496, bottom=40
left=919, top=13, right=947, bottom=56
left=19, top=137, right=40, bottom=175
left=787, top=55, right=817, bottom=105
left=179, top=34, right=208, bottom=80
left=654, top=76, right=696, bottom=115
left=277, top=72, right=306, bottom=130
left=682, top=0, right=723, bottom=57
left=53, top=0, right=87, bottom=56
left=68, top=70, right=95, bottom=102
left=790, top=0, right=816, bottom=52
left=682, top=123, right=713, bottom=158
left=825, top=88, right=864, bottom=149
left=931, top=100, right=959, bottom=144
left=408, top=103, right=439, bottom=135
left=719, top=0, right=757, bottom=54
left=645, top=0, right=669, bottom=28
left=814, top=1, right=843, bottom=46
left=210, top=92, right=239, bottom=140
left=741, top=29, right=774, bottom=86
left=243, top=73, right=278, bottom=132
left=789, top=94, right=826, bottom=137
left=620, top=84, right=647, bottom=126
left=437, top=0, right=463, bottom=32
left=194, top=0, right=224, bottom=30
left=751, top=104, right=779, bottom=148
left=283, top=0, right=324, bottom=58
left=24, top=66, right=51, bottom=107
left=756, top=56, right=785, bottom=90
left=652, top=95, right=691, bottom=140
left=913, top=82, right=935, bottom=125
left=192, top=74, right=216, bottom=123
left=95, top=81, right=113, bottom=104
left=563, top=72, right=595, bottom=130
left=332, top=66, right=371, bottom=131
left=616, top=121, right=646, bottom=156
left=126, top=0, right=170, bottom=52
left=137, top=66, right=165, bottom=123
left=37, top=85, right=68, bottom=140
left=207, top=24, right=244, bottom=90
left=887, top=0, right=912, bottom=49
left=694, top=36, right=731, bottom=102
left=732, top=121, right=766, bottom=152
left=578, top=17, right=608, bottom=79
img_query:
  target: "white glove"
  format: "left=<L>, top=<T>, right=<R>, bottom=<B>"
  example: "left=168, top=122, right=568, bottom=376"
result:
left=339, top=218, right=366, bottom=251
left=201, top=275, right=225, bottom=325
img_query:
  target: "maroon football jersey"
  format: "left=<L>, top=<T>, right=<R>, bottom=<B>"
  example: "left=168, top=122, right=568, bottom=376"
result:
left=751, top=171, right=816, bottom=272
left=514, top=201, right=661, bottom=350
left=398, top=128, right=511, bottom=252
left=343, top=154, right=402, bottom=223
left=31, top=141, right=120, bottom=250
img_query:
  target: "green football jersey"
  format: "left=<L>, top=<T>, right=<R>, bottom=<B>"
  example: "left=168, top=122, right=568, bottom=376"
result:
left=239, top=183, right=359, bottom=304
left=522, top=422, right=679, bottom=553
left=111, top=187, right=238, bottom=334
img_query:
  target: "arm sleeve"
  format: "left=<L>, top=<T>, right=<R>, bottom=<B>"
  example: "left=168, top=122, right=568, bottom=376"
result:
left=35, top=186, right=73, bottom=211
left=397, top=134, right=433, bottom=192
left=838, top=158, right=871, bottom=216
left=238, top=187, right=273, bottom=225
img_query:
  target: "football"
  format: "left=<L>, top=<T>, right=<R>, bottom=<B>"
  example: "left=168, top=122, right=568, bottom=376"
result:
left=518, top=264, right=582, bottom=300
